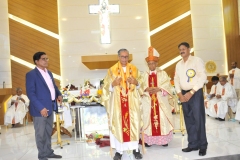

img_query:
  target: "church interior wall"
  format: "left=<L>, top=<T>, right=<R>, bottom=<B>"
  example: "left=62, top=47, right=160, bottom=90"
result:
left=7, top=0, right=60, bottom=94
left=0, top=0, right=239, bottom=92
left=0, top=0, right=11, bottom=89
left=58, top=0, right=150, bottom=88
left=190, top=0, right=228, bottom=76
left=222, top=0, right=240, bottom=70
left=148, top=0, right=193, bottom=80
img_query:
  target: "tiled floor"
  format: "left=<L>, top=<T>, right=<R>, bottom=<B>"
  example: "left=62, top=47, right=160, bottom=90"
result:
left=1, top=115, right=240, bottom=160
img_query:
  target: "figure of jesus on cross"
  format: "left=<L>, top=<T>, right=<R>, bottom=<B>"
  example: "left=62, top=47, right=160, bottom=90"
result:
left=89, top=0, right=119, bottom=44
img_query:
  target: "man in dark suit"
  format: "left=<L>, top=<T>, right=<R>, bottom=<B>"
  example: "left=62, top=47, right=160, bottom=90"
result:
left=26, top=52, right=62, bottom=160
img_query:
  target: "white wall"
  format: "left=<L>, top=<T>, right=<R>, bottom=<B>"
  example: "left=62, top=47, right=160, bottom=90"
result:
left=190, top=0, right=228, bottom=76
left=58, top=0, right=150, bottom=88
left=0, top=0, right=11, bottom=88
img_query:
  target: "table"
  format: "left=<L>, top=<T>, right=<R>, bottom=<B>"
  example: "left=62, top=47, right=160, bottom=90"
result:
left=70, top=103, right=109, bottom=142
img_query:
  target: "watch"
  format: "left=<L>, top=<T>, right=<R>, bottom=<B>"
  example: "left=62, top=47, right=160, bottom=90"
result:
left=190, top=90, right=194, bottom=95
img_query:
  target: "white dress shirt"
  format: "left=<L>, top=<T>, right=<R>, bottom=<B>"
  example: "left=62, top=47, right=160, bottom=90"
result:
left=174, top=55, right=207, bottom=93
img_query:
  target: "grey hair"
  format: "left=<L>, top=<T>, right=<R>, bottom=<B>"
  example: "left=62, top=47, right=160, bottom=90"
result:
left=117, top=48, right=129, bottom=56
left=16, top=87, right=22, bottom=92
left=219, top=76, right=227, bottom=81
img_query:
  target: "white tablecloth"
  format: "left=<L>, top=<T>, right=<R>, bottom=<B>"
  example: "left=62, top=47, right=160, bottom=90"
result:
left=53, top=103, right=72, bottom=128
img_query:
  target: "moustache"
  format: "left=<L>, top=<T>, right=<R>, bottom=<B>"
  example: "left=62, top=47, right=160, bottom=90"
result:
left=180, top=52, right=185, bottom=54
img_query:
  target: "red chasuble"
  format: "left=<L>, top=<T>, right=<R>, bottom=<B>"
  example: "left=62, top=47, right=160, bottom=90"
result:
left=149, top=72, right=161, bottom=136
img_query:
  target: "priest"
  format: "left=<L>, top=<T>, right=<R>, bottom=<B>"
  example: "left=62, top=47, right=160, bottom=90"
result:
left=208, top=76, right=237, bottom=121
left=4, top=87, right=29, bottom=127
left=139, top=47, right=174, bottom=147
left=101, top=48, right=143, bottom=160
left=204, top=76, right=219, bottom=116
left=228, top=62, right=240, bottom=100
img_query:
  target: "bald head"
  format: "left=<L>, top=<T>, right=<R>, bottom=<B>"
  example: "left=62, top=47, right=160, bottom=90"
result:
left=16, top=87, right=23, bottom=96
left=231, top=62, right=237, bottom=69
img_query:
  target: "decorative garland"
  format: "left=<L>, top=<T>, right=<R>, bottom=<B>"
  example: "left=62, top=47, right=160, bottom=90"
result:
left=66, top=94, right=101, bottom=103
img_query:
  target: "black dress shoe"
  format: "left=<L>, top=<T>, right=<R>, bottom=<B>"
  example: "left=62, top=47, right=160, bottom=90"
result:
left=138, top=138, right=151, bottom=147
left=162, top=144, right=168, bottom=147
left=218, top=118, right=225, bottom=121
left=133, top=149, right=143, bottom=159
left=199, top=149, right=207, bottom=156
left=113, top=152, right=122, bottom=160
left=182, top=147, right=198, bottom=152
left=47, top=154, right=62, bottom=158
left=144, top=143, right=152, bottom=147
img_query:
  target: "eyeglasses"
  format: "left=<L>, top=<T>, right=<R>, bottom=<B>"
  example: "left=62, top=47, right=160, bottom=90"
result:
left=119, top=56, right=129, bottom=59
left=148, top=62, right=156, bottom=66
left=40, top=58, right=49, bottom=61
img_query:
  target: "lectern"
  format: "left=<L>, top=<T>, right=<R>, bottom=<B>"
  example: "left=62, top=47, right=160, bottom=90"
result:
left=0, top=88, right=12, bottom=125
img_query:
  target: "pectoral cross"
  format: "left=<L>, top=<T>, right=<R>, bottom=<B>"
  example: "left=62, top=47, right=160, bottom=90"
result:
left=89, top=0, right=120, bottom=44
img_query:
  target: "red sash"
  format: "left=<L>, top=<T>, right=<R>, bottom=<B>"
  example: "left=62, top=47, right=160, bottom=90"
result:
left=15, top=97, right=18, bottom=110
left=120, top=73, right=130, bottom=142
left=231, top=70, right=235, bottom=85
left=149, top=72, right=161, bottom=136
left=222, top=88, right=225, bottom=95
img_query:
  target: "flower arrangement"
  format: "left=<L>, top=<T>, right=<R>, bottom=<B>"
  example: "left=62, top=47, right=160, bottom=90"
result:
left=62, top=88, right=69, bottom=102
left=85, top=132, right=104, bottom=143
left=97, top=79, right=104, bottom=97
left=63, top=79, right=104, bottom=104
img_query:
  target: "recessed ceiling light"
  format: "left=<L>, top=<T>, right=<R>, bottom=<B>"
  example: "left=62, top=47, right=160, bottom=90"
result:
left=135, top=16, right=142, bottom=20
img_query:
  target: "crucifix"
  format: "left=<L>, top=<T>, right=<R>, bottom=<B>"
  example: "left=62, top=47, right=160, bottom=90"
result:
left=89, top=0, right=120, bottom=44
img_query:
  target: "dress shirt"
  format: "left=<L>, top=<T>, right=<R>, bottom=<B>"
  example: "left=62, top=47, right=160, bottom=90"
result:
left=174, top=55, right=207, bottom=93
left=37, top=67, right=56, bottom=100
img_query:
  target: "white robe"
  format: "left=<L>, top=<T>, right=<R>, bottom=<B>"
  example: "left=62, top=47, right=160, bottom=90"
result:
left=235, top=101, right=240, bottom=121
left=53, top=103, right=72, bottom=128
left=4, top=94, right=30, bottom=125
left=205, top=83, right=220, bottom=115
left=228, top=68, right=240, bottom=89
left=107, top=66, right=139, bottom=153
left=208, top=83, right=237, bottom=119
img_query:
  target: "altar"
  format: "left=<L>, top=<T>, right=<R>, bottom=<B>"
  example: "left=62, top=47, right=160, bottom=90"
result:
left=70, top=103, right=109, bottom=141
left=59, top=83, right=109, bottom=142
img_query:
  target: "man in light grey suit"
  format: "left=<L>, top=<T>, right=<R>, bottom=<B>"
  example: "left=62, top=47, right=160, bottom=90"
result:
left=26, top=52, right=62, bottom=160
